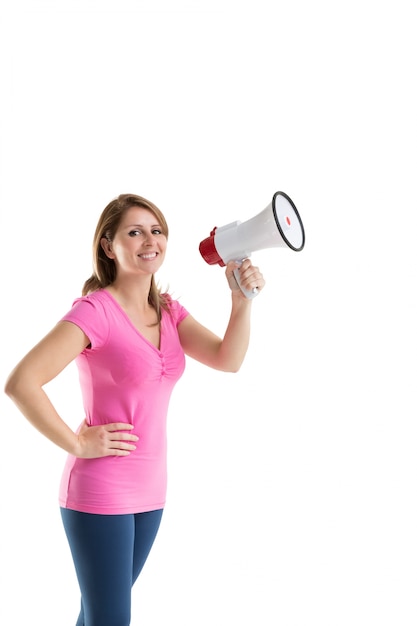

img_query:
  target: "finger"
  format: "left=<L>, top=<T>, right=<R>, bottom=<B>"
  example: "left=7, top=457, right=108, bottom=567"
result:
left=225, top=261, right=240, bottom=278
left=241, top=270, right=265, bottom=293
left=109, top=449, right=133, bottom=457
left=237, top=258, right=258, bottom=275
left=109, top=440, right=137, bottom=451
left=107, top=432, right=138, bottom=451
left=109, top=431, right=139, bottom=442
left=239, top=259, right=252, bottom=271
left=105, top=422, right=135, bottom=432
left=239, top=267, right=259, bottom=285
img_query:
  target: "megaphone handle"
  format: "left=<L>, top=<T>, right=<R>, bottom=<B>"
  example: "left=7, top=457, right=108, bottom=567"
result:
left=233, top=262, right=259, bottom=300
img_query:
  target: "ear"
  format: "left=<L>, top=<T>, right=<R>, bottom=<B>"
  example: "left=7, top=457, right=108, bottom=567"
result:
left=100, top=237, right=115, bottom=259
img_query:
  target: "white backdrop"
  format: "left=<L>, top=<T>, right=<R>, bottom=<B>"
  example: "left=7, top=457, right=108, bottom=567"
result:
left=1, top=1, right=416, bottom=625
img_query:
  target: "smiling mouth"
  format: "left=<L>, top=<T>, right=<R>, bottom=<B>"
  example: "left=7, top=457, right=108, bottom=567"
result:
left=139, top=252, right=158, bottom=259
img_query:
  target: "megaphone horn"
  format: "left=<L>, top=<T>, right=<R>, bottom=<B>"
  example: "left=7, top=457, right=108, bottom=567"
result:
left=198, top=191, right=305, bottom=298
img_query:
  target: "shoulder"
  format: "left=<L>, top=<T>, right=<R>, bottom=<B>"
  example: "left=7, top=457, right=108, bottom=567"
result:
left=60, top=290, right=110, bottom=347
left=161, top=294, right=189, bottom=325
left=71, top=289, right=110, bottom=306
left=63, top=290, right=108, bottom=318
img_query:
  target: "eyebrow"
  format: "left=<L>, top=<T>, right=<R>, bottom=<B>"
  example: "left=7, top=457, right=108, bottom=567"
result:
left=125, top=223, right=162, bottom=228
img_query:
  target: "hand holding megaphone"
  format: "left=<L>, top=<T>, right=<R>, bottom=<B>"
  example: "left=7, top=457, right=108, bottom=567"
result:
left=225, top=258, right=265, bottom=300
left=199, top=191, right=305, bottom=299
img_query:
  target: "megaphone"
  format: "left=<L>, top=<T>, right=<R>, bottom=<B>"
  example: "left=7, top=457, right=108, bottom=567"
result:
left=199, top=191, right=305, bottom=299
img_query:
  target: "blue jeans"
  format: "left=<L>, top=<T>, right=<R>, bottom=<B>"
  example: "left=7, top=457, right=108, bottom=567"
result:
left=60, top=508, right=163, bottom=626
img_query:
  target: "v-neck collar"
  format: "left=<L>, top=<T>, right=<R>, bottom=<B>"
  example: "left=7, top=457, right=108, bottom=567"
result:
left=101, top=289, right=162, bottom=352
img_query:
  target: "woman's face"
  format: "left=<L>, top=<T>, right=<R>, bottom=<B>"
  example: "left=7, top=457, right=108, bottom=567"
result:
left=102, top=206, right=167, bottom=278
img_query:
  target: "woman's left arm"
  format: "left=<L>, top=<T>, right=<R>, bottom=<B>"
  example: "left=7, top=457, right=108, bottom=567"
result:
left=177, top=259, right=265, bottom=372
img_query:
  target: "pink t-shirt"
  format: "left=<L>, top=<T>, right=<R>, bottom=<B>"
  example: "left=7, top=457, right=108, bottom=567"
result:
left=58, top=289, right=188, bottom=515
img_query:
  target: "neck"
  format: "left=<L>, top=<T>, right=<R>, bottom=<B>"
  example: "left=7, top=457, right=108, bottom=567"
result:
left=107, top=275, right=153, bottom=312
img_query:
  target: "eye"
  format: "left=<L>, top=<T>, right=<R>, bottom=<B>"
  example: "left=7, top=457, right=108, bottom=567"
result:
left=127, top=228, right=164, bottom=237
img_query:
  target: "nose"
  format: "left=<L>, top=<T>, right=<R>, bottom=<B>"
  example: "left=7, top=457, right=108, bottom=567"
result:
left=144, top=231, right=157, bottom=245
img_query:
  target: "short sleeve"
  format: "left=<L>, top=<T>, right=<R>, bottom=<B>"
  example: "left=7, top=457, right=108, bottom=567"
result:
left=163, top=295, right=189, bottom=326
left=60, top=295, right=110, bottom=349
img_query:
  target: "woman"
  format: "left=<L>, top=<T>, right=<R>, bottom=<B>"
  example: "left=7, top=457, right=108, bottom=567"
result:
left=4, top=193, right=265, bottom=625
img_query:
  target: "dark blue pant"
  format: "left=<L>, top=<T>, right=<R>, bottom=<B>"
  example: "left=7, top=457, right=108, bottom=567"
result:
left=60, top=508, right=163, bottom=626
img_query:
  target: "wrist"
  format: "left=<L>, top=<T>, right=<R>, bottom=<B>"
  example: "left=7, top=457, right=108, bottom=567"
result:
left=231, top=291, right=253, bottom=309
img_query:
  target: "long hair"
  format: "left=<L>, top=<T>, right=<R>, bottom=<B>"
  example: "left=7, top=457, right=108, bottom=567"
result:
left=82, top=194, right=170, bottom=321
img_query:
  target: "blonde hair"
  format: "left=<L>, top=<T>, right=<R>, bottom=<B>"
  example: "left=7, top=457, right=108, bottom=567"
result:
left=82, top=194, right=170, bottom=321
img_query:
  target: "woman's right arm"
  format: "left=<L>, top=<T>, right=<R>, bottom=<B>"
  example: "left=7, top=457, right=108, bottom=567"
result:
left=4, top=321, right=138, bottom=457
